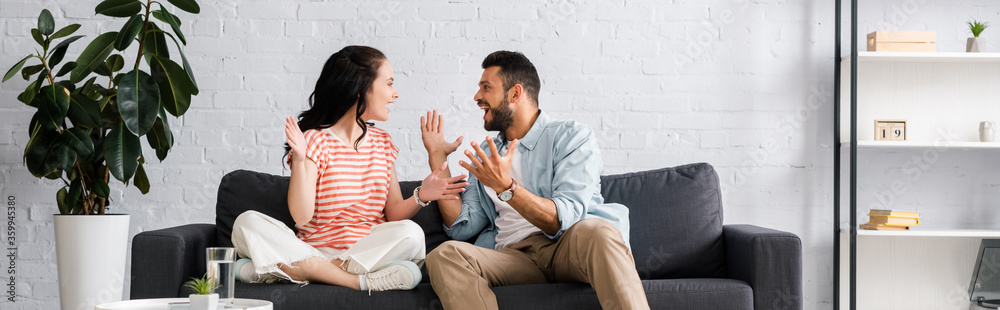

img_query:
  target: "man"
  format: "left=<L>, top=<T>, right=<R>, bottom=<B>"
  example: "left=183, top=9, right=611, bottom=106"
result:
left=418, top=51, right=649, bottom=310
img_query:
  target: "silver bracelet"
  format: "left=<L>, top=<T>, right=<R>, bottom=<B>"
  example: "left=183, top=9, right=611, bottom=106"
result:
left=414, top=186, right=430, bottom=207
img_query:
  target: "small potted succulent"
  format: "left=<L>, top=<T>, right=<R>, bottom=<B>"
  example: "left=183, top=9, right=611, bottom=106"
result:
left=967, top=19, right=989, bottom=52
left=185, top=274, right=220, bottom=310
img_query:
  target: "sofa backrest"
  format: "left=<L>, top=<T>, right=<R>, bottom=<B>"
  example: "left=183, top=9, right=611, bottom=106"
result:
left=600, top=162, right=726, bottom=280
left=215, top=162, right=726, bottom=280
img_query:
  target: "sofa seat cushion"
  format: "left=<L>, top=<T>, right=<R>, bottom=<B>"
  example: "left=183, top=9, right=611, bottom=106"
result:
left=494, top=279, right=751, bottom=310
left=208, top=278, right=750, bottom=310
left=221, top=282, right=442, bottom=309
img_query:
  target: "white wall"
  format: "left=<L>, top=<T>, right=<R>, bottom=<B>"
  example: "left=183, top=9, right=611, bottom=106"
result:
left=1, top=0, right=998, bottom=309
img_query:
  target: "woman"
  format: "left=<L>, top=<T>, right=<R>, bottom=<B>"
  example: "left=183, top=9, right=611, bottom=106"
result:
left=230, top=46, right=467, bottom=292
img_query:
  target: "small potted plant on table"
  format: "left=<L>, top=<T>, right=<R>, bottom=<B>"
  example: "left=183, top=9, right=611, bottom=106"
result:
left=185, top=274, right=221, bottom=310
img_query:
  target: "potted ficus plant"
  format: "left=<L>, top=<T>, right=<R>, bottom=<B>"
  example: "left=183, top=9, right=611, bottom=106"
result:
left=2, top=0, right=201, bottom=309
left=967, top=19, right=989, bottom=52
left=185, top=274, right=221, bottom=310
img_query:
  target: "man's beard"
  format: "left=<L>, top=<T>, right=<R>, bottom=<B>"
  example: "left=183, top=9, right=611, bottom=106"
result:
left=483, top=96, right=514, bottom=132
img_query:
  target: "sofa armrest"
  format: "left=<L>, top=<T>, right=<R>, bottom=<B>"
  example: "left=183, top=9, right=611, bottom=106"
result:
left=723, top=224, right=802, bottom=310
left=130, top=224, right=217, bottom=299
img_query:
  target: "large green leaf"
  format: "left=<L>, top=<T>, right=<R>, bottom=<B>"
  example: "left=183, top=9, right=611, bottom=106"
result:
left=56, top=62, right=77, bottom=77
left=95, top=0, right=142, bottom=17
left=94, top=63, right=113, bottom=77
left=149, top=55, right=195, bottom=116
left=115, top=15, right=144, bottom=51
left=142, top=24, right=170, bottom=63
left=166, top=0, right=200, bottom=14
left=158, top=4, right=185, bottom=45
left=4, top=55, right=31, bottom=82
left=37, top=84, right=70, bottom=129
left=57, top=187, right=71, bottom=215
left=162, top=31, right=199, bottom=94
left=56, top=80, right=75, bottom=92
left=48, top=35, right=84, bottom=68
left=106, top=54, right=125, bottom=72
left=51, top=24, right=81, bottom=40
left=38, top=9, right=54, bottom=35
left=105, top=122, right=141, bottom=182
left=176, top=47, right=198, bottom=94
left=23, top=123, right=61, bottom=177
left=65, top=179, right=83, bottom=214
left=67, top=93, right=101, bottom=128
left=60, top=127, right=95, bottom=157
left=30, top=28, right=45, bottom=49
left=118, top=70, right=160, bottom=136
left=17, top=81, right=38, bottom=105
left=146, top=108, right=174, bottom=161
left=53, top=144, right=76, bottom=171
left=151, top=10, right=181, bottom=26
left=70, top=32, right=118, bottom=83
left=93, top=178, right=110, bottom=198
left=134, top=163, right=149, bottom=194
left=20, top=64, right=43, bottom=81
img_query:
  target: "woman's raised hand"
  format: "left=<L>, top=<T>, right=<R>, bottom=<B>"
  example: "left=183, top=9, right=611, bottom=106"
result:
left=285, top=116, right=306, bottom=163
left=419, top=162, right=469, bottom=202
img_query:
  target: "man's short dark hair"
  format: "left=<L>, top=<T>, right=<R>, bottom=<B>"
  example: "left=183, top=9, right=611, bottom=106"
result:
left=481, top=51, right=541, bottom=106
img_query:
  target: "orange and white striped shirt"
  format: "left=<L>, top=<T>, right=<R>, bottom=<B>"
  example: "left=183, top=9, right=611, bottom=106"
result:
left=295, top=126, right=399, bottom=250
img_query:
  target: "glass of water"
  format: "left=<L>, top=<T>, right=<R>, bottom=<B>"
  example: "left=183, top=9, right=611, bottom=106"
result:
left=206, top=247, right=236, bottom=305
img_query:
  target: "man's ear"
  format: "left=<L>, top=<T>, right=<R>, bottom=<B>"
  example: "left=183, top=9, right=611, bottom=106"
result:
left=509, top=84, right=524, bottom=104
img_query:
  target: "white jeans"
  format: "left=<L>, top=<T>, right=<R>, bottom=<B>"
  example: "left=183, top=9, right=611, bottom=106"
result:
left=231, top=210, right=426, bottom=284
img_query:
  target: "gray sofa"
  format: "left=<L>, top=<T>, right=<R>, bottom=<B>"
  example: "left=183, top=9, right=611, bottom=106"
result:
left=130, top=162, right=802, bottom=309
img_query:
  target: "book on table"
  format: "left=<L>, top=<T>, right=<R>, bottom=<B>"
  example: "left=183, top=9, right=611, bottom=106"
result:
left=860, top=223, right=910, bottom=231
left=868, top=209, right=920, bottom=217
left=866, top=214, right=919, bottom=226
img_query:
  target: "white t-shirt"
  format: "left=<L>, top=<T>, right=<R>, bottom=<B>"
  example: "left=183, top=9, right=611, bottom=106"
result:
left=482, top=144, right=542, bottom=250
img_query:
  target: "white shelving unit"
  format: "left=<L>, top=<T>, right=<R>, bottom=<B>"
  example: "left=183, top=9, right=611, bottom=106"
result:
left=838, top=51, right=1000, bottom=310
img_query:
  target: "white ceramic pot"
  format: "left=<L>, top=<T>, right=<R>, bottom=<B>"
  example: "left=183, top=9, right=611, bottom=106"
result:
left=189, top=293, right=219, bottom=310
left=968, top=37, right=984, bottom=52
left=54, top=214, right=129, bottom=310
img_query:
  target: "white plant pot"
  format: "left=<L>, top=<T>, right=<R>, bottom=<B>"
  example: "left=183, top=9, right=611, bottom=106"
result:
left=54, top=214, right=129, bottom=310
left=189, top=293, right=219, bottom=310
left=968, top=37, right=984, bottom=52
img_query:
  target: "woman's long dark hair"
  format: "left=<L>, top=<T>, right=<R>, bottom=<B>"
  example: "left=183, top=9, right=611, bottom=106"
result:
left=285, top=46, right=386, bottom=161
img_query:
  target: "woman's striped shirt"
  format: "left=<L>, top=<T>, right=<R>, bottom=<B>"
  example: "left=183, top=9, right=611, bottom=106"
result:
left=295, top=126, right=398, bottom=250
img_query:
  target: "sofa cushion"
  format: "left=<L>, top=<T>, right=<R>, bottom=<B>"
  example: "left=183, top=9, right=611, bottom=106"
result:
left=200, top=279, right=750, bottom=310
left=600, top=162, right=726, bottom=279
left=214, top=170, right=456, bottom=253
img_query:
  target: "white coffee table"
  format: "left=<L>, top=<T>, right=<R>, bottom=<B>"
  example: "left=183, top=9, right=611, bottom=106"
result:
left=95, top=298, right=272, bottom=310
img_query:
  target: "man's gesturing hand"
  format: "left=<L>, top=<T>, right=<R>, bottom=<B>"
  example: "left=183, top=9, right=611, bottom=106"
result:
left=459, top=137, right=519, bottom=193
left=420, top=110, right=464, bottom=156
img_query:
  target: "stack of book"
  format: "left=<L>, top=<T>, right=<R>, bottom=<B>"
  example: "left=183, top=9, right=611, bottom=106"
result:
left=860, top=209, right=920, bottom=230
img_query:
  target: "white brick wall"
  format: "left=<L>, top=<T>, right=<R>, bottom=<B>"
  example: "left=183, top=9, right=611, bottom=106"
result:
left=2, top=0, right=999, bottom=309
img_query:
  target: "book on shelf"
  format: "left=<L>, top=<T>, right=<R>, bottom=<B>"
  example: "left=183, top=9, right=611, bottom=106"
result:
left=866, top=214, right=919, bottom=226
left=860, top=223, right=910, bottom=231
left=869, top=209, right=920, bottom=218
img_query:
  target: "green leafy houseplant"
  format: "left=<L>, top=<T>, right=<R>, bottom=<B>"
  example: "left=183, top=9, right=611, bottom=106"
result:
left=968, top=20, right=989, bottom=37
left=185, top=274, right=220, bottom=295
left=3, top=0, right=201, bottom=215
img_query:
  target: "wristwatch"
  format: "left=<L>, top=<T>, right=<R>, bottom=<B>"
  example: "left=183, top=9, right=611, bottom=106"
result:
left=497, top=179, right=517, bottom=202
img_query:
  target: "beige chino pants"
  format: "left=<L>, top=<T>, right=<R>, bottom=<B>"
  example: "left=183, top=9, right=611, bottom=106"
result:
left=426, top=218, right=650, bottom=310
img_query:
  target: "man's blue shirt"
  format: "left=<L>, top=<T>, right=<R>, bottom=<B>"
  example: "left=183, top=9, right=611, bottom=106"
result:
left=442, top=111, right=631, bottom=249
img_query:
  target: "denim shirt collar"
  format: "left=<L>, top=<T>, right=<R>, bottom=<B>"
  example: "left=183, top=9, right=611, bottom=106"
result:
left=497, top=110, right=548, bottom=152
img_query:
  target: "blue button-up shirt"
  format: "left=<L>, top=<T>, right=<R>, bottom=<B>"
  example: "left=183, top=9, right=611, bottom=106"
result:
left=443, top=111, right=631, bottom=250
